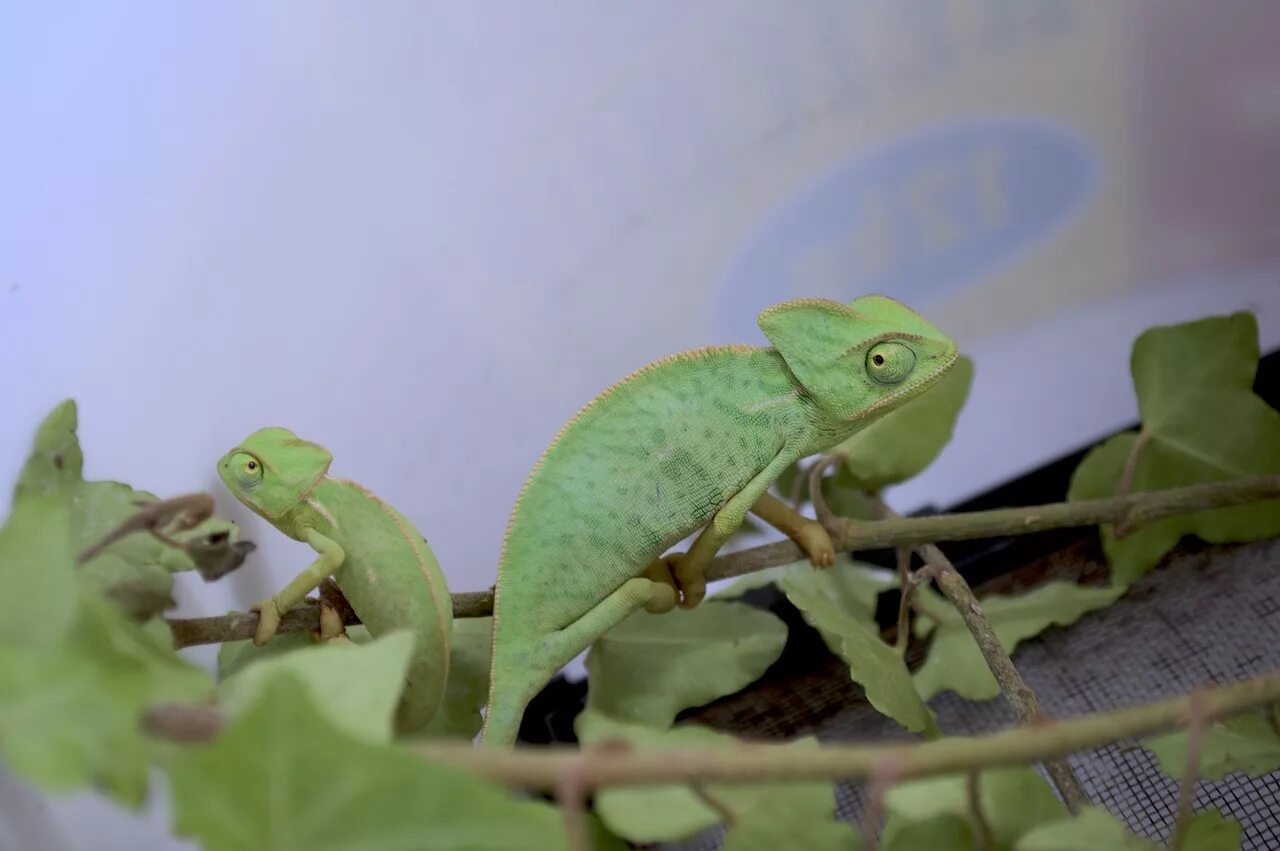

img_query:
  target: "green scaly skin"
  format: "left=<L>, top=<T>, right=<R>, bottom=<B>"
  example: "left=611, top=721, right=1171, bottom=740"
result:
left=480, top=295, right=958, bottom=746
left=217, top=428, right=453, bottom=734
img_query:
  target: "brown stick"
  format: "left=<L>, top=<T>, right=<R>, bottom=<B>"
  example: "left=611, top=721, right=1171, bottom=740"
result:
left=166, top=474, right=1280, bottom=648
left=140, top=669, right=1280, bottom=791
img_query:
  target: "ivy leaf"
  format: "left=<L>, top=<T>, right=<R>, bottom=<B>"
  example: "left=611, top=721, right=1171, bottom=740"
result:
left=836, top=354, right=974, bottom=491
left=584, top=600, right=787, bottom=728
left=218, top=630, right=414, bottom=744
left=723, top=799, right=863, bottom=851
left=883, top=767, right=1067, bottom=848
left=778, top=565, right=936, bottom=735
left=914, top=582, right=1123, bottom=701
left=714, top=554, right=895, bottom=609
left=1067, top=312, right=1280, bottom=585
left=1141, top=711, right=1280, bottom=780
left=576, top=711, right=833, bottom=844
left=419, top=616, right=493, bottom=740
left=0, top=590, right=210, bottom=807
left=12, top=400, right=245, bottom=601
left=1015, top=806, right=1157, bottom=850
left=218, top=631, right=320, bottom=681
left=168, top=674, right=579, bottom=851
left=882, top=815, right=976, bottom=851
left=1179, top=809, right=1243, bottom=851
left=0, top=496, right=77, bottom=647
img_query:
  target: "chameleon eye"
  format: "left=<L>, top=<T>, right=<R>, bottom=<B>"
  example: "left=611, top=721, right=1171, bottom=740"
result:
left=229, top=452, right=264, bottom=485
left=866, top=342, right=916, bottom=385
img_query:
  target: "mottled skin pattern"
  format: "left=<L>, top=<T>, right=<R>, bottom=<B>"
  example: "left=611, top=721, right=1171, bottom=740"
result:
left=217, top=428, right=452, bottom=733
left=481, top=295, right=957, bottom=746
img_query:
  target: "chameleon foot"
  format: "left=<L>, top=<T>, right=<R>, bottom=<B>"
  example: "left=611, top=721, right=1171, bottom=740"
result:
left=670, top=552, right=707, bottom=610
left=641, top=557, right=680, bottom=614
left=794, top=518, right=836, bottom=568
left=249, top=597, right=282, bottom=646
left=316, top=598, right=350, bottom=643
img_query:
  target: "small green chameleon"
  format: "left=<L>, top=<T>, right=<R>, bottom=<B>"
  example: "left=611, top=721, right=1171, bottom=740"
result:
left=480, top=295, right=957, bottom=746
left=218, top=427, right=453, bottom=733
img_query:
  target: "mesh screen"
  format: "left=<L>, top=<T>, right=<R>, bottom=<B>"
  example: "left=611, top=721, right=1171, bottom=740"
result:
left=659, top=536, right=1280, bottom=850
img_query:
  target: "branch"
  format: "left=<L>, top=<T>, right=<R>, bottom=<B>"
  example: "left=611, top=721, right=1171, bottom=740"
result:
left=166, top=474, right=1280, bottom=648
left=143, top=669, right=1280, bottom=791
left=867, top=495, right=1089, bottom=812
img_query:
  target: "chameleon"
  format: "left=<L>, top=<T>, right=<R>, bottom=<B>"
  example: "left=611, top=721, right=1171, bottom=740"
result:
left=217, top=427, right=453, bottom=733
left=479, top=295, right=958, bottom=746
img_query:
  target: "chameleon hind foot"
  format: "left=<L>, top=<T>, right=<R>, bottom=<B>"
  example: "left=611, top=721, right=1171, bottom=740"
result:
left=669, top=552, right=707, bottom=610
left=641, top=557, right=680, bottom=613
left=316, top=598, right=351, bottom=643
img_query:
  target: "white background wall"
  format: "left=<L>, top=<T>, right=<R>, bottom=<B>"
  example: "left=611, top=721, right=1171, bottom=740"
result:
left=2, top=3, right=1279, bottom=848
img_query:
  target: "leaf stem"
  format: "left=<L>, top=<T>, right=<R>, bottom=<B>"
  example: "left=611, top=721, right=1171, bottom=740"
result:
left=1169, top=691, right=1208, bottom=851
left=165, top=475, right=1280, bottom=647
left=145, top=669, right=1280, bottom=789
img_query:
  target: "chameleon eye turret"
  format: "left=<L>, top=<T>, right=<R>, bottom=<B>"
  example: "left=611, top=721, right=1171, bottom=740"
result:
left=866, top=341, right=916, bottom=385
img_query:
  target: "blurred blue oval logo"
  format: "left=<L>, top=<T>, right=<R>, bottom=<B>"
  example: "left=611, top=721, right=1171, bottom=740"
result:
left=715, top=119, right=1096, bottom=337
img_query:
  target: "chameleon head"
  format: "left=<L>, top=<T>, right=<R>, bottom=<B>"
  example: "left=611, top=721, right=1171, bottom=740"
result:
left=216, top=427, right=333, bottom=521
left=758, top=294, right=959, bottom=423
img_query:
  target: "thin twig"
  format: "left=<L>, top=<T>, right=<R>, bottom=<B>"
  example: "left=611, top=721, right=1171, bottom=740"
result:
left=556, top=760, right=593, bottom=851
left=165, top=475, right=1280, bottom=647
left=870, top=497, right=1089, bottom=812
left=1169, top=692, right=1208, bottom=851
left=861, top=756, right=900, bottom=851
left=1113, top=428, right=1152, bottom=538
left=141, top=669, right=1280, bottom=789
left=689, top=783, right=738, bottom=827
left=808, top=452, right=844, bottom=531
left=967, top=771, right=994, bottom=850
left=893, top=549, right=916, bottom=653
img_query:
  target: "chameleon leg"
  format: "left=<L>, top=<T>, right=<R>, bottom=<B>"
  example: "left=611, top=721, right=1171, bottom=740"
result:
left=250, top=528, right=345, bottom=646
left=748, top=492, right=836, bottom=567
left=480, top=577, right=677, bottom=747
left=675, top=452, right=797, bottom=609
left=316, top=598, right=351, bottom=643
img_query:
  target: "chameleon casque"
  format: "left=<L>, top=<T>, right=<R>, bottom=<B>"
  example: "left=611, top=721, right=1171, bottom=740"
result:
left=480, top=295, right=958, bottom=746
left=217, top=428, right=453, bottom=733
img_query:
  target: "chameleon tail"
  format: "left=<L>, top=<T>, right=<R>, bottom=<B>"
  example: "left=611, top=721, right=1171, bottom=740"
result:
left=479, top=576, right=677, bottom=747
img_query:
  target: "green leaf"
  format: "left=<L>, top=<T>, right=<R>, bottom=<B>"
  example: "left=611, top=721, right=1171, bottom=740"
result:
left=1015, top=806, right=1157, bottom=850
left=1180, top=809, right=1243, bottom=851
left=0, top=590, right=210, bottom=806
left=1067, top=312, right=1280, bottom=585
left=714, top=554, right=895, bottom=610
left=884, top=767, right=1067, bottom=848
left=778, top=564, right=936, bottom=735
left=1141, top=711, right=1280, bottom=780
left=836, top=355, right=974, bottom=491
left=0, top=496, right=77, bottom=647
left=11, top=400, right=245, bottom=601
left=168, top=674, right=575, bottom=851
left=883, top=815, right=976, bottom=851
left=584, top=600, right=787, bottom=728
left=218, top=630, right=414, bottom=744
left=914, top=582, right=1123, bottom=701
left=419, top=616, right=493, bottom=740
left=576, top=711, right=834, bottom=844
left=218, top=631, right=322, bottom=682
left=723, top=799, right=863, bottom=851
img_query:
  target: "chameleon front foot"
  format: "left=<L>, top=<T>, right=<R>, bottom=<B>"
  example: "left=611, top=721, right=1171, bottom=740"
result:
left=670, top=552, right=707, bottom=610
left=249, top=597, right=282, bottom=646
left=793, top=519, right=836, bottom=568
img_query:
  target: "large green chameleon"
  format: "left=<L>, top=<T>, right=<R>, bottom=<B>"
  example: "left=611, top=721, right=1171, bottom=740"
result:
left=480, top=295, right=958, bottom=746
left=217, top=427, right=453, bottom=733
